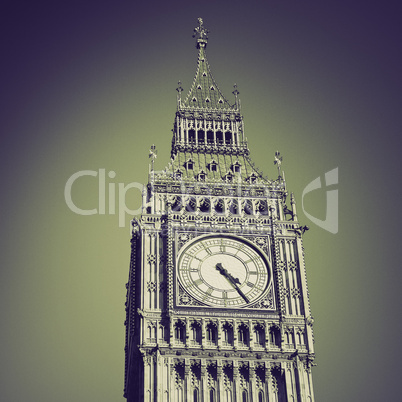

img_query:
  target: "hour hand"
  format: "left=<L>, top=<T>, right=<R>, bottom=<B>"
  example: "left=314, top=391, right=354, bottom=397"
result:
left=216, top=263, right=249, bottom=303
left=215, top=262, right=226, bottom=275
left=215, top=263, right=240, bottom=284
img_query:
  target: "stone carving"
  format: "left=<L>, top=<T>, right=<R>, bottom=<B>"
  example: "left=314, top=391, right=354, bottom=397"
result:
left=147, top=254, right=156, bottom=264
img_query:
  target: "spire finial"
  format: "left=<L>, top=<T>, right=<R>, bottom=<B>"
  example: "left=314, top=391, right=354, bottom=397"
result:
left=274, top=151, right=283, bottom=178
left=192, top=17, right=209, bottom=48
left=176, top=80, right=183, bottom=106
left=149, top=144, right=157, bottom=172
left=232, top=83, right=240, bottom=108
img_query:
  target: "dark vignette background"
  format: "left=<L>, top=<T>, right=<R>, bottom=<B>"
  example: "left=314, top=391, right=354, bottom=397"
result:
left=1, top=1, right=401, bottom=401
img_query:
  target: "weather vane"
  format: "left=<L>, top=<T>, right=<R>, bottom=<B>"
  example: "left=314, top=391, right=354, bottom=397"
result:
left=274, top=151, right=283, bottom=177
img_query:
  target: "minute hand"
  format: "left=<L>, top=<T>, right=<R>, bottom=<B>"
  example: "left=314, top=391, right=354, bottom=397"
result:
left=216, top=263, right=250, bottom=304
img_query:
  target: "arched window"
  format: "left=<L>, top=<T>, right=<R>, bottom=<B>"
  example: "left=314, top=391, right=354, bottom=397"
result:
left=185, top=159, right=194, bottom=170
left=186, top=197, right=197, bottom=212
left=222, top=323, right=233, bottom=346
left=159, top=325, right=168, bottom=343
left=188, top=129, right=196, bottom=143
left=232, top=161, right=241, bottom=173
left=254, top=325, right=265, bottom=347
left=206, top=323, right=217, bottom=345
left=224, top=171, right=234, bottom=183
left=258, top=200, right=268, bottom=215
left=297, top=331, right=305, bottom=345
left=197, top=171, right=206, bottom=181
left=193, top=388, right=199, bottom=402
left=198, top=130, right=205, bottom=144
left=215, top=199, right=224, bottom=214
left=174, top=170, right=183, bottom=180
left=258, top=391, right=264, bottom=402
left=248, top=173, right=257, bottom=184
left=210, top=388, right=216, bottom=402
left=225, top=131, right=232, bottom=145
left=190, top=322, right=201, bottom=346
left=238, top=324, right=249, bottom=347
left=242, top=390, right=248, bottom=402
left=269, top=326, right=281, bottom=347
left=228, top=200, right=238, bottom=214
left=199, top=198, right=210, bottom=213
left=286, top=331, right=293, bottom=345
left=175, top=322, right=185, bottom=344
left=243, top=200, right=253, bottom=215
left=171, top=196, right=182, bottom=212
left=208, top=160, right=217, bottom=172
left=216, top=131, right=223, bottom=144
left=207, top=130, right=214, bottom=144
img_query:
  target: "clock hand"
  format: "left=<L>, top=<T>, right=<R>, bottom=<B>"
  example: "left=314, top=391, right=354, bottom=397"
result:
left=215, top=263, right=240, bottom=283
left=215, top=263, right=249, bottom=304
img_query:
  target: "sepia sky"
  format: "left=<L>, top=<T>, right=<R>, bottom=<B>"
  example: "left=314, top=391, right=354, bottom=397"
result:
left=1, top=1, right=401, bottom=401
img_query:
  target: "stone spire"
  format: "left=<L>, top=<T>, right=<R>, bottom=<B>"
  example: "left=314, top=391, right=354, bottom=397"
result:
left=182, top=18, right=236, bottom=111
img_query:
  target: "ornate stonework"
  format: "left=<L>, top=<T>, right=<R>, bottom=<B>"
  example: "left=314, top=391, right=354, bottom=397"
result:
left=124, top=18, right=315, bottom=402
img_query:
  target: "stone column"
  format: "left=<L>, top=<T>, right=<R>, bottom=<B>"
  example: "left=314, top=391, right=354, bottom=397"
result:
left=185, top=317, right=189, bottom=348
left=201, top=360, right=208, bottom=402
left=284, top=362, right=295, bottom=401
left=185, top=358, right=191, bottom=402
left=169, top=318, right=174, bottom=347
left=295, top=357, right=307, bottom=402
left=217, top=361, right=224, bottom=402
left=249, top=321, right=254, bottom=350
left=307, top=365, right=315, bottom=402
left=201, top=318, right=206, bottom=349
left=217, top=319, right=222, bottom=349
left=233, top=362, right=240, bottom=402
left=143, top=354, right=152, bottom=402
left=233, top=320, right=238, bottom=350
left=169, top=362, right=176, bottom=402
left=249, top=362, right=257, bottom=402
left=265, top=322, right=270, bottom=351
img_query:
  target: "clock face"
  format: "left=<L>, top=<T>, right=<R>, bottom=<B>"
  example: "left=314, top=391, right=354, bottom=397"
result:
left=177, top=235, right=270, bottom=308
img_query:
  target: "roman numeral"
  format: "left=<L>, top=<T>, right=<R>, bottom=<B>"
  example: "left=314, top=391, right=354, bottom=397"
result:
left=202, top=243, right=212, bottom=254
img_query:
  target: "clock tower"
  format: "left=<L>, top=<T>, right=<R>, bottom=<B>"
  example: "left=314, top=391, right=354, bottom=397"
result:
left=124, top=18, right=315, bottom=402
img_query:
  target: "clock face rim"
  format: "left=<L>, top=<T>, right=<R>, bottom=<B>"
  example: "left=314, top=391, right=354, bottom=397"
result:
left=176, top=234, right=272, bottom=309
